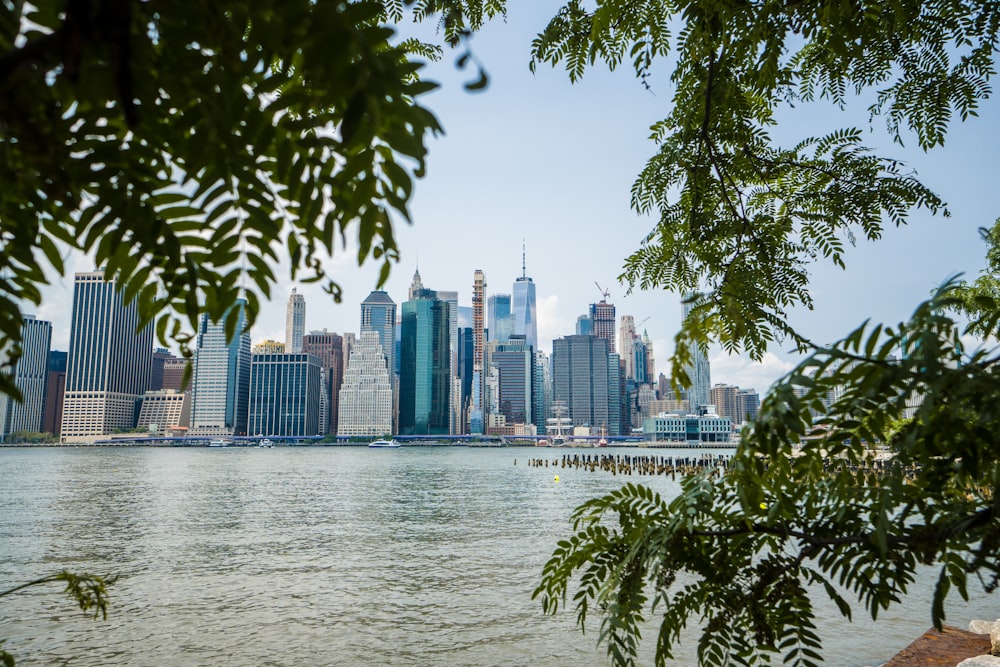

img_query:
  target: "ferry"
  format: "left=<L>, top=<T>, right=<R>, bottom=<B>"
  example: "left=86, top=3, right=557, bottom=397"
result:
left=368, top=439, right=401, bottom=448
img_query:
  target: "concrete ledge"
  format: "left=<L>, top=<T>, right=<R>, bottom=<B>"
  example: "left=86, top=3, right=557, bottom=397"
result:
left=883, top=626, right=992, bottom=667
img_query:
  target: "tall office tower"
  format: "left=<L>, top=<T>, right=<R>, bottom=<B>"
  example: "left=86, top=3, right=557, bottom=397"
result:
left=337, top=330, right=393, bottom=437
left=490, top=335, right=533, bottom=425
left=189, top=301, right=252, bottom=437
left=682, top=295, right=712, bottom=410
left=643, top=330, right=655, bottom=382
left=0, top=315, right=52, bottom=440
left=576, top=314, right=593, bottom=336
left=552, top=334, right=619, bottom=435
left=457, top=305, right=473, bottom=330
left=633, top=337, right=649, bottom=384
left=285, top=287, right=306, bottom=353
left=609, top=353, right=624, bottom=436
left=619, top=315, right=636, bottom=380
left=471, top=270, right=485, bottom=434
left=408, top=267, right=425, bottom=300
left=458, top=326, right=474, bottom=429
left=435, top=289, right=459, bottom=433
left=511, top=245, right=538, bottom=351
left=342, top=333, right=356, bottom=371
left=488, top=294, right=514, bottom=345
left=248, top=353, right=322, bottom=436
left=710, top=383, right=741, bottom=424
left=533, top=350, right=551, bottom=435
left=399, top=289, right=450, bottom=435
left=61, top=271, right=153, bottom=443
left=589, top=298, right=616, bottom=354
left=302, top=330, right=344, bottom=434
left=360, top=290, right=396, bottom=376
left=43, top=350, right=67, bottom=436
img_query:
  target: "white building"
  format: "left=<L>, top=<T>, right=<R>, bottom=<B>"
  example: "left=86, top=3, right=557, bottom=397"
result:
left=285, top=287, right=306, bottom=354
left=337, top=330, right=392, bottom=437
left=190, top=302, right=251, bottom=436
left=643, top=408, right=732, bottom=446
left=137, top=389, right=190, bottom=433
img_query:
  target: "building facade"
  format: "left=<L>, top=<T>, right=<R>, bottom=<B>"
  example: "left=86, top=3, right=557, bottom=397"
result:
left=189, top=302, right=252, bottom=436
left=302, top=330, right=344, bottom=435
left=61, top=271, right=153, bottom=443
left=399, top=291, right=450, bottom=436
left=642, top=409, right=732, bottom=445
left=285, top=287, right=306, bottom=353
left=337, top=330, right=393, bottom=437
left=248, top=353, right=322, bottom=436
left=682, top=295, right=712, bottom=410
left=360, top=290, right=396, bottom=376
left=552, top=334, right=622, bottom=436
left=136, top=389, right=190, bottom=433
left=43, top=350, right=67, bottom=436
left=589, top=299, right=616, bottom=354
left=490, top=335, right=533, bottom=426
left=0, top=315, right=52, bottom=440
left=488, top=294, right=513, bottom=345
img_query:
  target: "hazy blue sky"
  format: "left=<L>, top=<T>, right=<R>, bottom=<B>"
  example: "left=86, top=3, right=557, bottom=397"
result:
left=36, top=3, right=1000, bottom=396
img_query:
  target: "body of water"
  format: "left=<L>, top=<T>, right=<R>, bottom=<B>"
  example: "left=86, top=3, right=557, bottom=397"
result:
left=0, top=446, right=995, bottom=666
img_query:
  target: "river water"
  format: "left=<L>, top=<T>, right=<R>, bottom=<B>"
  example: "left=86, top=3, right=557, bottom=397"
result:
left=0, top=446, right=996, bottom=666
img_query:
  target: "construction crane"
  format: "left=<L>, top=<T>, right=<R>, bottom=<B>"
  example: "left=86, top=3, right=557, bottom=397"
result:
left=636, top=316, right=651, bottom=329
left=594, top=281, right=611, bottom=302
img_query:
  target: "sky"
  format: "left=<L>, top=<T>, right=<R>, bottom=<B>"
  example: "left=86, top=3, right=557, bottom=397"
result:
left=34, top=3, right=1000, bottom=396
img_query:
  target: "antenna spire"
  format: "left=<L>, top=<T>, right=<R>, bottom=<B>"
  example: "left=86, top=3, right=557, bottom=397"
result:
left=521, top=239, right=526, bottom=279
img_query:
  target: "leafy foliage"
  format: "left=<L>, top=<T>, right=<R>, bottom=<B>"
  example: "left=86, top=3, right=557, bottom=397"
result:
left=536, top=281, right=1000, bottom=667
left=530, top=0, right=997, bottom=369
left=0, top=0, right=455, bottom=396
left=0, top=571, right=115, bottom=666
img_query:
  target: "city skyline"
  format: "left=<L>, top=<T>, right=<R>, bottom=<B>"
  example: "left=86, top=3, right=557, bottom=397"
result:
left=26, top=4, right=999, bottom=397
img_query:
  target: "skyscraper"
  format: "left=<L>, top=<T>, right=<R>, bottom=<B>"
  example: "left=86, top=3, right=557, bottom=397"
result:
left=360, top=290, right=396, bottom=376
left=399, top=290, right=450, bottom=435
left=589, top=298, right=616, bottom=354
left=488, top=294, right=513, bottom=344
left=619, top=315, right=636, bottom=380
left=285, top=287, right=306, bottom=353
left=302, top=330, right=344, bottom=435
left=61, top=271, right=153, bottom=443
left=248, top=352, right=322, bottom=436
left=471, top=270, right=486, bottom=434
left=337, top=330, right=393, bottom=437
left=511, top=245, right=538, bottom=351
left=682, top=294, right=712, bottom=410
left=490, top=335, right=533, bottom=425
left=189, top=301, right=252, bottom=436
left=0, top=315, right=51, bottom=440
left=42, top=350, right=67, bottom=436
left=552, top=334, right=621, bottom=436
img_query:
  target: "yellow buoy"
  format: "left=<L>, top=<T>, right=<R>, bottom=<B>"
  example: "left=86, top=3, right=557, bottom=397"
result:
left=554, top=475, right=560, bottom=483
left=759, top=502, right=767, bottom=510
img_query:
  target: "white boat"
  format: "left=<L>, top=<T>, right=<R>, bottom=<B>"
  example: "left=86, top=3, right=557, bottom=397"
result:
left=257, top=438, right=273, bottom=448
left=368, top=439, right=401, bottom=448
left=208, top=439, right=228, bottom=448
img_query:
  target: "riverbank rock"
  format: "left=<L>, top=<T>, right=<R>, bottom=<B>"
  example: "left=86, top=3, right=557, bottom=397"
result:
left=957, top=656, right=1000, bottom=666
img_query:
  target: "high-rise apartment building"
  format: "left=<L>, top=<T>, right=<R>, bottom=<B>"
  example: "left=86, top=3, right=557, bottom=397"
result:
left=710, top=383, right=741, bottom=424
left=399, top=290, right=450, bottom=436
left=248, top=353, right=322, bottom=436
left=360, top=290, right=396, bottom=376
left=619, top=315, right=636, bottom=380
left=0, top=315, right=52, bottom=440
left=511, top=247, right=538, bottom=352
left=552, top=334, right=621, bottom=436
left=285, top=287, right=306, bottom=353
left=471, top=270, right=485, bottom=434
left=337, top=330, right=393, bottom=437
left=61, top=271, right=153, bottom=443
left=136, top=389, right=190, bottom=433
left=302, top=330, right=344, bottom=435
left=161, top=356, right=190, bottom=392
left=576, top=314, right=593, bottom=336
left=189, top=301, right=252, bottom=436
left=682, top=295, right=712, bottom=410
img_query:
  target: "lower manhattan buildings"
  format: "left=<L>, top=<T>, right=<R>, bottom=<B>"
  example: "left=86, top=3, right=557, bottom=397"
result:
left=61, top=271, right=153, bottom=443
left=248, top=353, right=322, bottom=436
left=189, top=302, right=252, bottom=437
left=337, top=330, right=393, bottom=437
left=0, top=315, right=51, bottom=441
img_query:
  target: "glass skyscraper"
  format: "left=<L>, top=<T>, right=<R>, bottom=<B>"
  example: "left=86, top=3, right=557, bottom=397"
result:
left=399, top=289, right=450, bottom=436
left=248, top=353, right=322, bottom=436
left=285, top=288, right=305, bottom=353
left=682, top=294, right=712, bottom=410
left=552, top=334, right=621, bottom=436
left=488, top=294, right=513, bottom=344
left=61, top=271, right=153, bottom=443
left=190, top=300, right=252, bottom=436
